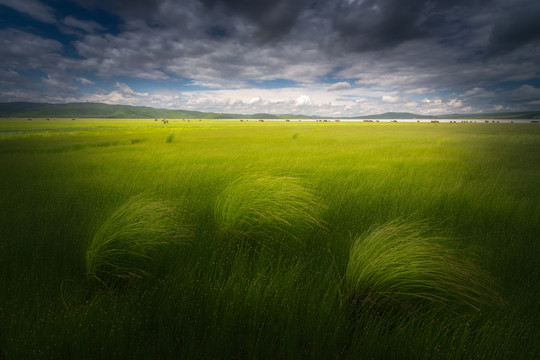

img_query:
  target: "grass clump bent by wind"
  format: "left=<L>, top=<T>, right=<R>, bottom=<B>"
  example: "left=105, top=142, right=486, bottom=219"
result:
left=86, top=194, right=181, bottom=285
left=214, top=172, right=323, bottom=244
left=345, top=219, right=504, bottom=311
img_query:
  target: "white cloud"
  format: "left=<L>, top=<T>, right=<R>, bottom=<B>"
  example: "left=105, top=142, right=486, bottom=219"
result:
left=294, top=95, right=312, bottom=105
left=405, top=87, right=434, bottom=94
left=461, top=87, right=495, bottom=99
left=354, top=98, right=369, bottom=103
left=115, top=82, right=136, bottom=94
left=382, top=95, right=399, bottom=103
left=42, top=74, right=60, bottom=87
left=76, top=77, right=94, bottom=86
left=327, top=82, right=351, bottom=91
left=448, top=98, right=463, bottom=107
left=246, top=97, right=261, bottom=104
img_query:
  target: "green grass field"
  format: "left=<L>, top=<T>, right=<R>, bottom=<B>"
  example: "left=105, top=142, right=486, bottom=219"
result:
left=1, top=118, right=539, bottom=359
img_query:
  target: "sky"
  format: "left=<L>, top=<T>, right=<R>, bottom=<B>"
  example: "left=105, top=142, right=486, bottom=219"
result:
left=1, top=0, right=539, bottom=116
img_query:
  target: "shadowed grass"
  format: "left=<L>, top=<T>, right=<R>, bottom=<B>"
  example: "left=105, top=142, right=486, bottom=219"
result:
left=214, top=172, right=323, bottom=244
left=346, top=219, right=504, bottom=311
left=85, top=194, right=182, bottom=285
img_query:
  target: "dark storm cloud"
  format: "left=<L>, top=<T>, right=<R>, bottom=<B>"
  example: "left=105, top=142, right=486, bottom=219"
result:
left=61, top=0, right=503, bottom=63
left=329, top=0, right=492, bottom=52
left=62, top=16, right=105, bottom=33
left=331, top=0, right=428, bottom=51
left=0, top=0, right=56, bottom=23
left=70, top=0, right=163, bottom=18
left=72, top=0, right=306, bottom=38
left=200, top=0, right=312, bottom=41
left=486, top=1, right=540, bottom=57
left=0, top=29, right=63, bottom=69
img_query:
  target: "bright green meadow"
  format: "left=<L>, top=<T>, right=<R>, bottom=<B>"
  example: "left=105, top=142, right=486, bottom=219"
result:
left=0, top=119, right=539, bottom=359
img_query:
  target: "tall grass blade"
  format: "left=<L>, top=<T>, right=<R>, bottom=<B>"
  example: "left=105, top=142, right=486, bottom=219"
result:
left=214, top=172, right=323, bottom=244
left=346, top=219, right=504, bottom=311
left=86, top=194, right=182, bottom=284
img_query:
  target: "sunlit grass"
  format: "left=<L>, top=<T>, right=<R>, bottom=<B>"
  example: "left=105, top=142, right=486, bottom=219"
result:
left=214, top=172, right=323, bottom=245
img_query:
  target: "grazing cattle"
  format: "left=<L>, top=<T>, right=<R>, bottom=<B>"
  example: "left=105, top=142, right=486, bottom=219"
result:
left=259, top=119, right=264, bottom=122
left=431, top=120, right=439, bottom=123
left=72, top=118, right=76, bottom=120
left=531, top=120, right=539, bottom=123
left=240, top=119, right=244, bottom=122
left=155, top=118, right=158, bottom=121
left=391, top=120, right=398, bottom=122
left=27, top=118, right=32, bottom=121
left=285, top=119, right=290, bottom=122
left=335, top=119, right=340, bottom=122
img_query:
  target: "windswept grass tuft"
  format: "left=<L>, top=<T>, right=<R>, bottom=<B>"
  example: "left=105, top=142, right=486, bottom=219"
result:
left=85, top=194, right=182, bottom=284
left=214, top=172, right=323, bottom=244
left=346, top=219, right=504, bottom=311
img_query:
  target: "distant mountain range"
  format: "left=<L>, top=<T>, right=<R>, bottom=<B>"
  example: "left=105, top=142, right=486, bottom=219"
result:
left=0, top=102, right=311, bottom=120
left=1, top=102, right=539, bottom=120
left=346, top=112, right=437, bottom=119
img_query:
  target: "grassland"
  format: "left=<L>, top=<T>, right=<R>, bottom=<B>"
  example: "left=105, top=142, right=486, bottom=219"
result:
left=1, top=118, right=539, bottom=359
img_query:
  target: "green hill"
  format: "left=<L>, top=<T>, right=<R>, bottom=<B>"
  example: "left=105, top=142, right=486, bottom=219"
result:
left=0, top=102, right=308, bottom=120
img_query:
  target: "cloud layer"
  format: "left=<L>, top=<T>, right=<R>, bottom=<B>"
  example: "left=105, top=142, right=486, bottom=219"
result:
left=0, top=0, right=539, bottom=115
